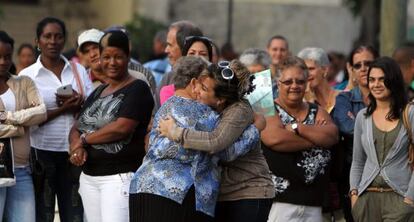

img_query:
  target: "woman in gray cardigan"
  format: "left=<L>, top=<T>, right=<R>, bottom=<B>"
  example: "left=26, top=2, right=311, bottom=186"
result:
left=350, top=57, right=414, bottom=221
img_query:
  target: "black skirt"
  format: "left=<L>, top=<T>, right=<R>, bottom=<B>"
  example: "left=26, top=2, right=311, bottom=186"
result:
left=129, top=186, right=213, bottom=222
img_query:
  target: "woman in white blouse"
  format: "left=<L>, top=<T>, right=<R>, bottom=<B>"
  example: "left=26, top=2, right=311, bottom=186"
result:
left=19, top=17, right=93, bottom=222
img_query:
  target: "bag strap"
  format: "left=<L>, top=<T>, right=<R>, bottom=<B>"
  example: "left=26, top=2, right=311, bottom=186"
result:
left=70, top=62, right=85, bottom=98
left=402, top=103, right=414, bottom=168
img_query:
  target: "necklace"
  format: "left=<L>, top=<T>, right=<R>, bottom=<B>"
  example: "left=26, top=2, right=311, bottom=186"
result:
left=102, top=74, right=132, bottom=96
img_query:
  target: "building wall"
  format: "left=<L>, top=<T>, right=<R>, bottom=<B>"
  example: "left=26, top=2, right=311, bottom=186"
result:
left=0, top=0, right=139, bottom=56
left=139, top=0, right=360, bottom=55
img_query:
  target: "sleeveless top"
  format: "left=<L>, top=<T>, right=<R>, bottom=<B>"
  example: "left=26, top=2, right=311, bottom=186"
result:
left=263, top=102, right=331, bottom=206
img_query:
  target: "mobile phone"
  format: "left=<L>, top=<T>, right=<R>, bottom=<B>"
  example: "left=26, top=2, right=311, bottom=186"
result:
left=56, top=85, right=73, bottom=96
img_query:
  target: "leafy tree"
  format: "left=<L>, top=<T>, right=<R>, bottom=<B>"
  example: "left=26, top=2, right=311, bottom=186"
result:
left=343, top=0, right=380, bottom=49
left=125, top=15, right=167, bottom=63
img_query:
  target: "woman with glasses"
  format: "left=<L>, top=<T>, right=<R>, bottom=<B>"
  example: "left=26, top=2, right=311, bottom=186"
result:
left=159, top=35, right=213, bottom=105
left=261, top=56, right=338, bottom=222
left=158, top=60, right=274, bottom=222
left=129, top=56, right=260, bottom=222
left=350, top=57, right=414, bottom=221
left=331, top=45, right=379, bottom=221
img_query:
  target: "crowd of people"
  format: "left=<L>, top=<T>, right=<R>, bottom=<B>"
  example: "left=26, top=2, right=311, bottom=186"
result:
left=0, top=15, right=414, bottom=222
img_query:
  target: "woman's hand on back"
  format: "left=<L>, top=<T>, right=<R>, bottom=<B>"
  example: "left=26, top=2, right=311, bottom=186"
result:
left=158, top=116, right=182, bottom=142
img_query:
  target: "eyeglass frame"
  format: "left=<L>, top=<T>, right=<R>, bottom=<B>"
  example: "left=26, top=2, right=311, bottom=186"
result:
left=278, top=78, right=307, bottom=86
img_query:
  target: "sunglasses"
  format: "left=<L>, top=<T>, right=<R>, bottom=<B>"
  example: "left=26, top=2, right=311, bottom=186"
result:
left=185, top=36, right=212, bottom=44
left=279, top=79, right=306, bottom=86
left=352, top=61, right=373, bottom=70
left=218, top=61, right=234, bottom=80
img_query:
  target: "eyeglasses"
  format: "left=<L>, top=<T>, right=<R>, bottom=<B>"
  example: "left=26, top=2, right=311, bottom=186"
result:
left=279, top=79, right=306, bottom=86
left=218, top=61, right=234, bottom=80
left=353, top=61, right=373, bottom=70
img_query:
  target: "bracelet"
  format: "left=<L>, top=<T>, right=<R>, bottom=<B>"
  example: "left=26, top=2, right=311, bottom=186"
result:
left=80, top=133, right=88, bottom=146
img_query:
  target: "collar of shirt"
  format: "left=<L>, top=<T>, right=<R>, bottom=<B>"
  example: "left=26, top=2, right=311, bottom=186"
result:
left=32, top=55, right=72, bottom=78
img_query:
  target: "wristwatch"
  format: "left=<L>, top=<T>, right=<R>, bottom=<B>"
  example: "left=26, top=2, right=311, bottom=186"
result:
left=291, top=123, right=299, bottom=135
left=0, top=111, right=7, bottom=124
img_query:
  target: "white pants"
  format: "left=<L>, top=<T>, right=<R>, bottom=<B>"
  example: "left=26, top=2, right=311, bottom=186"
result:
left=79, top=172, right=133, bottom=222
left=267, top=202, right=322, bottom=222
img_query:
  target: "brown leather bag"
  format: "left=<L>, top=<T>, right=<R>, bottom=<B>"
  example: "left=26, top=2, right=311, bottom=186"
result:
left=402, top=103, right=414, bottom=169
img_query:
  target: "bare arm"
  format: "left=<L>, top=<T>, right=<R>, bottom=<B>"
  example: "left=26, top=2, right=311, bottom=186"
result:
left=83, top=117, right=138, bottom=145
left=296, top=108, right=339, bottom=148
left=261, top=114, right=314, bottom=152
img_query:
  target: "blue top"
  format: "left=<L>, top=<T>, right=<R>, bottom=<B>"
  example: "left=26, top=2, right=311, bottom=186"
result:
left=332, top=87, right=366, bottom=136
left=143, top=58, right=171, bottom=87
left=332, top=87, right=366, bottom=164
left=129, top=96, right=259, bottom=216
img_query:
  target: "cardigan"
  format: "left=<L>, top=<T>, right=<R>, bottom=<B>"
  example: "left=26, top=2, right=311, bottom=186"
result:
left=350, top=107, right=414, bottom=200
left=0, top=75, right=46, bottom=166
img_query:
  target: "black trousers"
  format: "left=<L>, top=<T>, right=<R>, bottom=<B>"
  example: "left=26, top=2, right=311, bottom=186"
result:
left=214, top=198, right=273, bottom=222
left=129, top=186, right=213, bottom=222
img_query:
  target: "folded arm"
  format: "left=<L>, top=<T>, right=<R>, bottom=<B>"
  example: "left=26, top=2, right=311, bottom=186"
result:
left=296, top=108, right=339, bottom=148
left=261, top=114, right=314, bottom=152
left=82, top=117, right=138, bottom=145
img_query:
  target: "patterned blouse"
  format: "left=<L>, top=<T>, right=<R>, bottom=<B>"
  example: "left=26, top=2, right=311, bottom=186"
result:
left=263, top=102, right=331, bottom=206
left=129, top=96, right=259, bottom=216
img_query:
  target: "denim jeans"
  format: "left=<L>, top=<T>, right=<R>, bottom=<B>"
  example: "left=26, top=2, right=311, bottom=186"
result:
left=215, top=198, right=273, bottom=222
left=31, top=148, right=83, bottom=222
left=0, top=167, right=35, bottom=222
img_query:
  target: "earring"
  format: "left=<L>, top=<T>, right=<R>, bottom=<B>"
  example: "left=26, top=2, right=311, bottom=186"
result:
left=37, top=45, right=41, bottom=52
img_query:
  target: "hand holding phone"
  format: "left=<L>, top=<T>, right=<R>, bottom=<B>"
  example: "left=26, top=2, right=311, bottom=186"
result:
left=56, top=85, right=73, bottom=96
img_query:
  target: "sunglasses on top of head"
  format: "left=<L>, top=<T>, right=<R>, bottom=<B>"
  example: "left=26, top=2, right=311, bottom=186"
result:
left=217, top=61, right=234, bottom=80
left=185, top=36, right=212, bottom=44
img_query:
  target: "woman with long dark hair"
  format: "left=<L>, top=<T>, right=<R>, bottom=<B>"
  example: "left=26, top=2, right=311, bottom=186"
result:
left=350, top=57, right=414, bottom=221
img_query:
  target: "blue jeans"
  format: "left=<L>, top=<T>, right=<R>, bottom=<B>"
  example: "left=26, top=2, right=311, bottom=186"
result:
left=31, top=148, right=83, bottom=222
left=215, top=198, right=273, bottom=222
left=0, top=167, right=35, bottom=222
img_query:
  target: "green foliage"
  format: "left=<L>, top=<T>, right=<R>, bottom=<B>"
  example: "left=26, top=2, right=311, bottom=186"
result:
left=125, top=15, right=167, bottom=63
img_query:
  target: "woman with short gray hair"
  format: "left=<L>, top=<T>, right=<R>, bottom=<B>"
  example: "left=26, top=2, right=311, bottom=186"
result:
left=239, top=48, right=272, bottom=73
left=298, top=47, right=340, bottom=113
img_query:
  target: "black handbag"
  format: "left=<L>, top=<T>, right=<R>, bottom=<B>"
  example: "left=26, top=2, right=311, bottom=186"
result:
left=0, top=138, right=15, bottom=187
left=30, top=148, right=45, bottom=195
